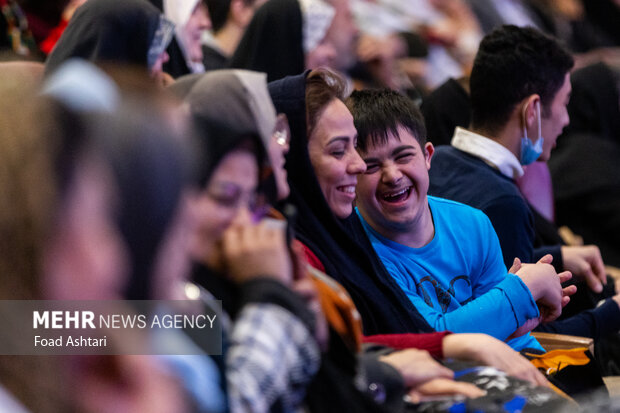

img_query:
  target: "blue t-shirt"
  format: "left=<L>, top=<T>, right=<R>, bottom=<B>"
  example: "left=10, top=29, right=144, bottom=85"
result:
left=358, top=196, right=543, bottom=352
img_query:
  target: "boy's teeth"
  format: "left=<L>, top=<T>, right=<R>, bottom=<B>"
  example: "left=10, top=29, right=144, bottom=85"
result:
left=383, top=187, right=410, bottom=201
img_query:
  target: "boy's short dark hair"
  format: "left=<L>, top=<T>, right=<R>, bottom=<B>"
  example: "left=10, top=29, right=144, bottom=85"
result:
left=470, top=25, right=574, bottom=134
left=346, top=89, right=427, bottom=153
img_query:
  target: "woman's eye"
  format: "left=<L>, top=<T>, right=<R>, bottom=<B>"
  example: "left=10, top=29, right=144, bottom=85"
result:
left=331, top=151, right=345, bottom=158
left=208, top=193, right=239, bottom=207
left=206, top=184, right=243, bottom=208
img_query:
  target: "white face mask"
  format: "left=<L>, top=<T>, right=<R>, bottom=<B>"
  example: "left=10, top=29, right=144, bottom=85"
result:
left=520, top=100, right=544, bottom=165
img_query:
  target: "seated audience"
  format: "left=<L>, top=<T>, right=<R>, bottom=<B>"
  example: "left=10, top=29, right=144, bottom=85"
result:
left=420, top=74, right=617, bottom=322
left=5, top=1, right=620, bottom=408
left=203, top=0, right=266, bottom=70
left=427, top=25, right=620, bottom=342
left=229, top=0, right=354, bottom=81
left=348, top=88, right=571, bottom=352
left=269, top=68, right=554, bottom=386
left=181, top=69, right=560, bottom=411
left=351, top=0, right=482, bottom=92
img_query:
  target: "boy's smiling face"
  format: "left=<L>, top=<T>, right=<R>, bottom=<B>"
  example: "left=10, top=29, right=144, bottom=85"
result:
left=356, top=125, right=434, bottom=238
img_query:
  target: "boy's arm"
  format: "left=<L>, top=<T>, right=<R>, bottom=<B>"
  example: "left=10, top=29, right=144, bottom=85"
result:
left=386, top=259, right=539, bottom=340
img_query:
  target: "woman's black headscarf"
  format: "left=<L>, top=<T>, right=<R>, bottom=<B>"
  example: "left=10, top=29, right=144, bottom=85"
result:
left=268, top=72, right=432, bottom=335
left=228, top=0, right=304, bottom=82
left=45, top=0, right=173, bottom=75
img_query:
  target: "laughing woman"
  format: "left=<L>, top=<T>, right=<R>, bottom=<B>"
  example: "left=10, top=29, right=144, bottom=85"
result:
left=182, top=70, right=322, bottom=412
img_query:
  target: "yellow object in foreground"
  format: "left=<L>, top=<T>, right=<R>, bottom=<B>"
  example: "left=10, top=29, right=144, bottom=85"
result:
left=526, top=348, right=591, bottom=375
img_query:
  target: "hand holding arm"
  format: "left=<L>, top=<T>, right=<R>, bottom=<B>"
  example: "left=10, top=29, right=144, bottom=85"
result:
left=516, top=255, right=575, bottom=323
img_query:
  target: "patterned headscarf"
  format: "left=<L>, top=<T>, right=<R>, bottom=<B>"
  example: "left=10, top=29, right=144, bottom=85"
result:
left=298, top=0, right=334, bottom=53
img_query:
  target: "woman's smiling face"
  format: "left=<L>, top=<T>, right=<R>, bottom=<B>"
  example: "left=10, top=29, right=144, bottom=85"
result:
left=307, top=99, right=366, bottom=219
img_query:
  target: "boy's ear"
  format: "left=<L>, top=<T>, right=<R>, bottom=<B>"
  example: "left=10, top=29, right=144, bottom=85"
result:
left=521, top=94, right=541, bottom=129
left=424, top=142, right=434, bottom=169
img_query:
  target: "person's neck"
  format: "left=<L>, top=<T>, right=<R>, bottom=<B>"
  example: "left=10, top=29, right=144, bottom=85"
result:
left=214, top=24, right=243, bottom=57
left=367, top=202, right=435, bottom=249
left=470, top=118, right=521, bottom=160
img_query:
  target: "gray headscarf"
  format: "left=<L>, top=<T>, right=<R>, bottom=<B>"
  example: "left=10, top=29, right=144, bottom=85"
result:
left=185, top=69, right=276, bottom=152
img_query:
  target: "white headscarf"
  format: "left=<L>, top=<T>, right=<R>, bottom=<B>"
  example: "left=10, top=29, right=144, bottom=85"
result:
left=41, top=59, right=120, bottom=112
left=298, top=0, right=335, bottom=53
left=163, top=0, right=206, bottom=72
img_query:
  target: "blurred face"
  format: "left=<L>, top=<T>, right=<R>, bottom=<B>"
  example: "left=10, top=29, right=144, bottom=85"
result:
left=308, top=99, right=366, bottom=218
left=182, top=2, right=211, bottom=62
left=356, top=126, right=434, bottom=238
left=235, top=0, right=268, bottom=28
left=269, top=114, right=291, bottom=201
left=190, top=148, right=259, bottom=263
left=324, top=0, right=358, bottom=71
left=305, top=40, right=337, bottom=70
left=539, top=72, right=571, bottom=161
left=43, top=154, right=129, bottom=300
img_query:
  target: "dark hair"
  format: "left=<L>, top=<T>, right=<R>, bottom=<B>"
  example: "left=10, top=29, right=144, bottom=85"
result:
left=206, top=0, right=231, bottom=33
left=207, top=0, right=255, bottom=33
left=346, top=89, right=427, bottom=153
left=305, top=67, right=348, bottom=138
left=470, top=25, right=574, bottom=134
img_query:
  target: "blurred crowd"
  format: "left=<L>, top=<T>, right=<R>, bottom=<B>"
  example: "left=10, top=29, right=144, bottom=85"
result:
left=1, top=0, right=620, bottom=412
